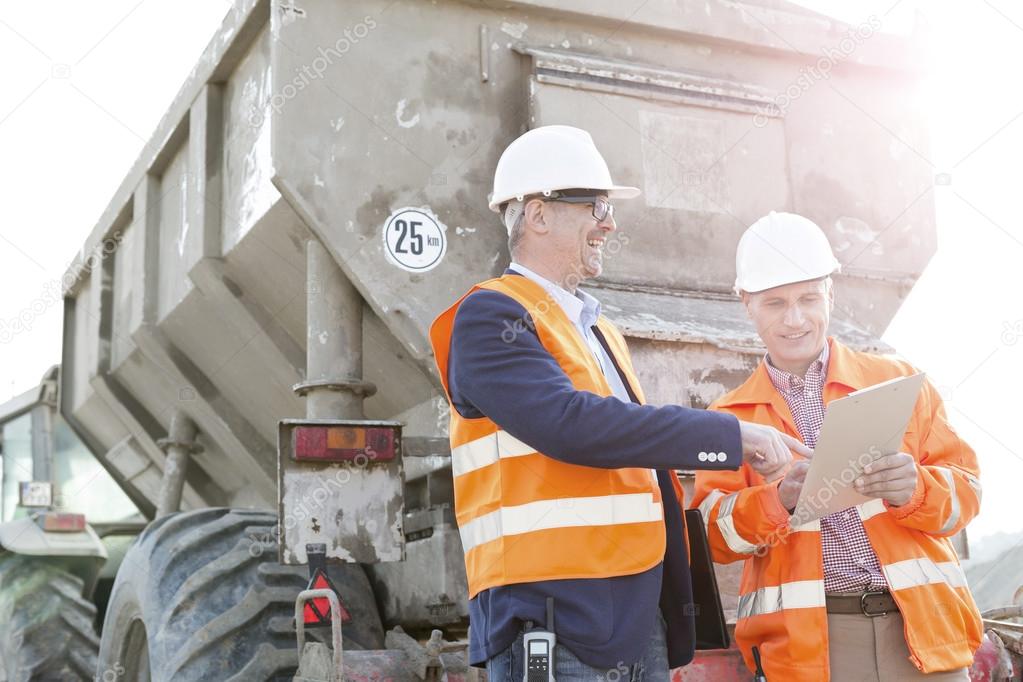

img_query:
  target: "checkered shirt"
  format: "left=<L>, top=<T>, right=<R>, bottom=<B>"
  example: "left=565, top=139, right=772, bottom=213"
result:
left=765, top=344, right=888, bottom=594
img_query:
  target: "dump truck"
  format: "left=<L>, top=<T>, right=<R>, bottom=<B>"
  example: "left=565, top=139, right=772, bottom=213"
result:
left=1, top=0, right=1019, bottom=679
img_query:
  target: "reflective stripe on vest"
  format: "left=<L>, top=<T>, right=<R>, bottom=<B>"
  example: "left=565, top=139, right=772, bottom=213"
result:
left=734, top=559, right=967, bottom=621
left=698, top=489, right=725, bottom=532
left=451, top=429, right=534, bottom=477
left=883, top=557, right=968, bottom=591
left=717, top=491, right=758, bottom=555
left=737, top=579, right=826, bottom=620
left=700, top=488, right=821, bottom=551
left=965, top=471, right=982, bottom=499
left=934, top=466, right=960, bottom=534
left=459, top=492, right=664, bottom=552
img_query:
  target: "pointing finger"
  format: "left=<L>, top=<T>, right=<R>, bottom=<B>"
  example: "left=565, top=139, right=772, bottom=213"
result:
left=780, top=432, right=812, bottom=457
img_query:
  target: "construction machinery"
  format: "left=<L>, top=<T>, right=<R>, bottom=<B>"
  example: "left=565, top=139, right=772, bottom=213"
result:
left=0, top=368, right=142, bottom=679
left=1, top=0, right=1019, bottom=679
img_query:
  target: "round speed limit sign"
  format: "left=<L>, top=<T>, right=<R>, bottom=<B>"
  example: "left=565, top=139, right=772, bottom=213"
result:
left=382, top=207, right=447, bottom=273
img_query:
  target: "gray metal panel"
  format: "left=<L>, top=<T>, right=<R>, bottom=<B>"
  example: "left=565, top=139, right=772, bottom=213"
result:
left=528, top=58, right=791, bottom=294
left=271, top=0, right=516, bottom=385
left=131, top=322, right=278, bottom=500
left=221, top=24, right=277, bottom=254
left=110, top=218, right=140, bottom=368
left=500, top=0, right=922, bottom=72
left=157, top=145, right=199, bottom=321
left=69, top=277, right=98, bottom=413
left=58, top=306, right=159, bottom=519
left=218, top=199, right=309, bottom=358
left=366, top=507, right=469, bottom=628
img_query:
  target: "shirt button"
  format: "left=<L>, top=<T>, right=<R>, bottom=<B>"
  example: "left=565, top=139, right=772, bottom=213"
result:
left=698, top=452, right=708, bottom=462
left=708, top=452, right=719, bottom=463
left=719, top=452, right=727, bottom=462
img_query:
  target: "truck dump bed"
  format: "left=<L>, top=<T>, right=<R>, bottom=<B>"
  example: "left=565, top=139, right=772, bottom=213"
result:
left=60, top=0, right=935, bottom=637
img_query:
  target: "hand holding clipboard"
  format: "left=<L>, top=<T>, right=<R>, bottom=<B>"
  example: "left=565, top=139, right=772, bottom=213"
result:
left=789, top=373, right=926, bottom=525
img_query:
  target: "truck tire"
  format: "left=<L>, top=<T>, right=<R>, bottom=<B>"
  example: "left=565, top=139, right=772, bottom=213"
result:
left=0, top=552, right=100, bottom=681
left=97, top=508, right=384, bottom=681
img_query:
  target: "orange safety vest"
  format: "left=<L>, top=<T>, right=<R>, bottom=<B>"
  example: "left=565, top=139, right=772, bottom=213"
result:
left=692, top=338, right=982, bottom=681
left=430, top=274, right=687, bottom=598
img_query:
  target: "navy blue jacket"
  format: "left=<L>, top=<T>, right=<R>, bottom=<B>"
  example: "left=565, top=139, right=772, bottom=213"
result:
left=447, top=275, right=742, bottom=669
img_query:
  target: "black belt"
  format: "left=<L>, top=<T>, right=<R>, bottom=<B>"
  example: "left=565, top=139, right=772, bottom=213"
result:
left=825, top=590, right=899, bottom=617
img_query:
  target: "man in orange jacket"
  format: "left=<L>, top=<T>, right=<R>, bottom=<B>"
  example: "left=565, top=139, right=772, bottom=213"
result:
left=692, top=212, right=983, bottom=681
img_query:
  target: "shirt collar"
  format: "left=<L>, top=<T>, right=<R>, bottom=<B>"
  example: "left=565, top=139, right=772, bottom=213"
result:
left=508, top=262, right=601, bottom=327
left=765, top=342, right=830, bottom=395
left=714, top=338, right=873, bottom=412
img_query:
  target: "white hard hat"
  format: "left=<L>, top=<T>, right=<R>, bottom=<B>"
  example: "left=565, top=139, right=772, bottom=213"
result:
left=734, top=212, right=841, bottom=294
left=489, top=125, right=640, bottom=216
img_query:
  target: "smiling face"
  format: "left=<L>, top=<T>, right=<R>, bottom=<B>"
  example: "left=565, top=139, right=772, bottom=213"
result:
left=518, top=194, right=615, bottom=290
left=743, top=278, right=834, bottom=376
left=564, top=196, right=615, bottom=280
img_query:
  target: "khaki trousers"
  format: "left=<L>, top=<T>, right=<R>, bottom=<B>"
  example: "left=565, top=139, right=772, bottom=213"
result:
left=827, top=611, right=969, bottom=682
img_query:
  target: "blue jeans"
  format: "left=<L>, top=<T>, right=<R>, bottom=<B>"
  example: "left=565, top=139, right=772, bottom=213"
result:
left=486, top=612, right=669, bottom=681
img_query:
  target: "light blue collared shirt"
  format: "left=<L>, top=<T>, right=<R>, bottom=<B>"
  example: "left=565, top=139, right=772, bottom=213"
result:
left=508, top=262, right=631, bottom=402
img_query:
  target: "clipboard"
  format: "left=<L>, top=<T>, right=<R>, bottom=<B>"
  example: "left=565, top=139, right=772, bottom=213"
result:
left=684, top=508, right=730, bottom=650
left=790, top=372, right=926, bottom=525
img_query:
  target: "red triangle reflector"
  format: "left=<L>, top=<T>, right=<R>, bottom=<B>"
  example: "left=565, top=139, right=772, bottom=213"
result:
left=302, top=569, right=351, bottom=626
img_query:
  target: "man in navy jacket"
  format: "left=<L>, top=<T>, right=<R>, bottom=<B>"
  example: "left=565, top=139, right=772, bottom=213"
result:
left=439, top=126, right=808, bottom=680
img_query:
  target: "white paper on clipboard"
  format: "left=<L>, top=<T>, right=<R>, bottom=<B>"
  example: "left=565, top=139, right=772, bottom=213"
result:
left=790, top=372, right=926, bottom=526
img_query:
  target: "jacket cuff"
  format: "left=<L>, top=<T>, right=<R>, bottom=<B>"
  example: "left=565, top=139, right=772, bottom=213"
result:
left=682, top=411, right=743, bottom=471
left=762, top=481, right=792, bottom=527
left=885, top=468, right=925, bottom=519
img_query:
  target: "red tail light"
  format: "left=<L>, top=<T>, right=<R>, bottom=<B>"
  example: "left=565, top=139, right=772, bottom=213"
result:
left=292, top=425, right=397, bottom=463
left=35, top=512, right=86, bottom=532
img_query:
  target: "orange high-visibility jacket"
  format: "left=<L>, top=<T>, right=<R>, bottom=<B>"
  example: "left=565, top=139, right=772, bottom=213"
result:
left=430, top=274, right=687, bottom=598
left=692, top=338, right=982, bottom=682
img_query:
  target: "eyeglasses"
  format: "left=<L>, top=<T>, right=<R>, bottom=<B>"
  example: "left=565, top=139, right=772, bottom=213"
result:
left=545, top=193, right=615, bottom=223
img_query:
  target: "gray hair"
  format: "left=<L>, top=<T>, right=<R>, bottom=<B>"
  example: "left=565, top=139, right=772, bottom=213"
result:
left=508, top=210, right=527, bottom=257
left=504, top=199, right=528, bottom=257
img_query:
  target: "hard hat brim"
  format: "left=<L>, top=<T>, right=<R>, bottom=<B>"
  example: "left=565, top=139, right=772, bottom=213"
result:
left=735, top=264, right=841, bottom=295
left=735, top=273, right=835, bottom=295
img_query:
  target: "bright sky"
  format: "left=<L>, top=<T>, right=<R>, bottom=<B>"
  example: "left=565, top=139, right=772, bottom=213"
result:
left=1, top=2, right=1019, bottom=543
left=786, top=0, right=1023, bottom=544
left=0, top=0, right=232, bottom=391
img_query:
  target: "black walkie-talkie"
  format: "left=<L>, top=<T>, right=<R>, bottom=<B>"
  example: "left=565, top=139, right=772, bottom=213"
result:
left=523, top=598, right=556, bottom=682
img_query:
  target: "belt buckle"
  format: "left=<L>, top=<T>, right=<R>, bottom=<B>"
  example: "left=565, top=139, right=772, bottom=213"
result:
left=859, top=590, right=889, bottom=618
